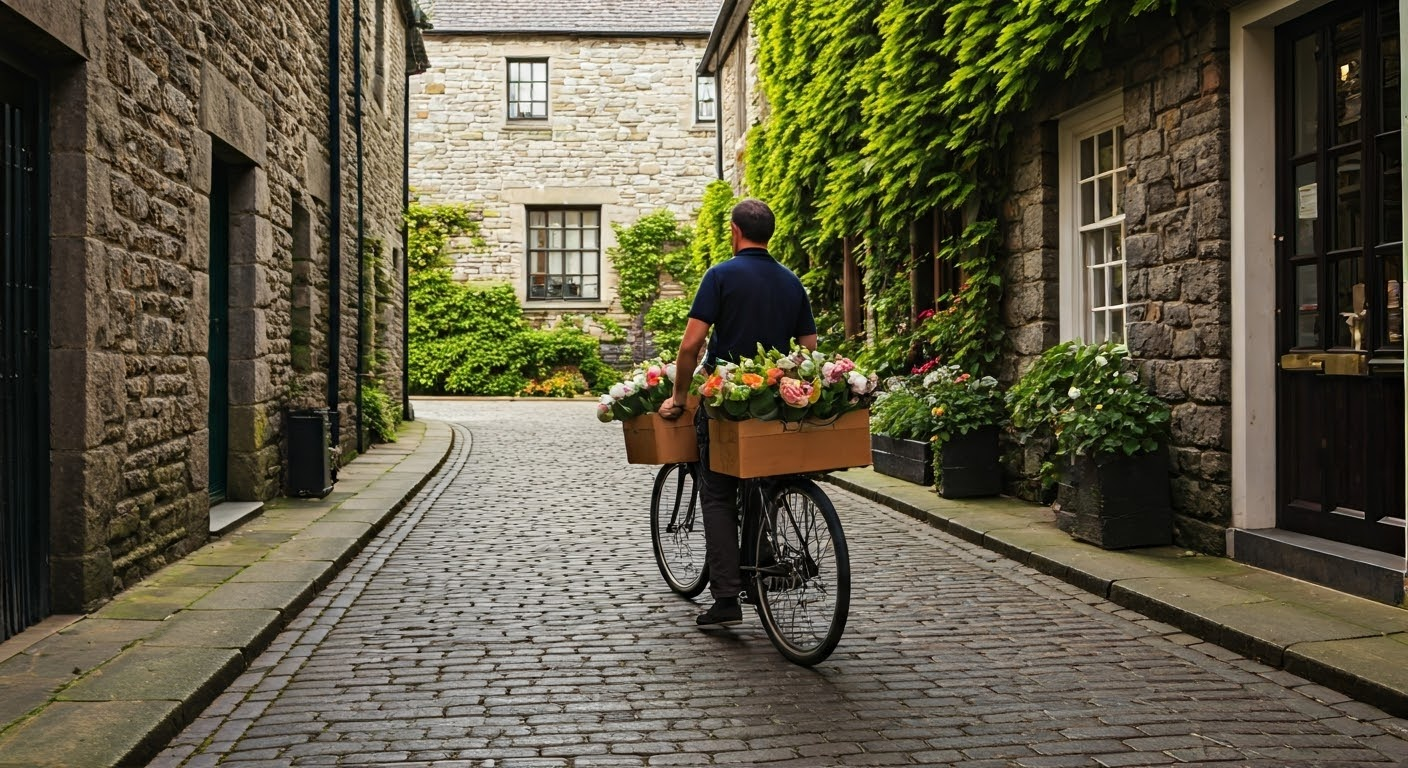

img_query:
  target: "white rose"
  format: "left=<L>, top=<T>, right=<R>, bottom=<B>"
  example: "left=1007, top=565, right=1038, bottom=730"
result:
left=847, top=370, right=869, bottom=394
left=609, top=383, right=627, bottom=399
left=1068, top=387, right=1081, bottom=399
left=598, top=394, right=613, bottom=405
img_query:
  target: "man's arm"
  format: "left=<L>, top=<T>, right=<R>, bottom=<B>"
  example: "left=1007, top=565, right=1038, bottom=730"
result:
left=658, top=317, right=711, bottom=419
left=798, top=333, right=817, bottom=351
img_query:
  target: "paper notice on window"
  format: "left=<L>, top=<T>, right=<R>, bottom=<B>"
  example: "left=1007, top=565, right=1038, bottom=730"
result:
left=1297, top=183, right=1318, bottom=219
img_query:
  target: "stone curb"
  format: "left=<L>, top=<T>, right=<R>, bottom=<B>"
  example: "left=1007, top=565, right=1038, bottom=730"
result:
left=824, top=468, right=1408, bottom=719
left=0, top=419, right=455, bottom=768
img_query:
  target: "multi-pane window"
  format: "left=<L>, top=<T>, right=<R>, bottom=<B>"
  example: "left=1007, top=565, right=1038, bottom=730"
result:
left=507, top=59, right=548, bottom=120
left=1076, top=124, right=1128, bottom=343
left=696, top=75, right=716, bottom=122
left=527, top=208, right=600, bottom=301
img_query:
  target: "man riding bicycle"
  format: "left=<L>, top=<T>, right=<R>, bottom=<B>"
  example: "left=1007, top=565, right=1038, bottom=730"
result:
left=657, top=199, right=817, bottom=628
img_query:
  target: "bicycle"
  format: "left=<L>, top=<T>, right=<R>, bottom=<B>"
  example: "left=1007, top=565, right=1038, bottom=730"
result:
left=650, top=461, right=851, bottom=666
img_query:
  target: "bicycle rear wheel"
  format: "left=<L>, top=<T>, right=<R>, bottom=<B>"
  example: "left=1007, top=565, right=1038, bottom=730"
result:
left=752, top=477, right=850, bottom=666
left=650, top=463, right=708, bottom=597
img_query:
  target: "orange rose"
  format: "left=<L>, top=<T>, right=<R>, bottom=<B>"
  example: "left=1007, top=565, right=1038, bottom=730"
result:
left=740, top=372, right=765, bottom=389
left=700, top=374, right=723, bottom=398
left=766, top=367, right=784, bottom=386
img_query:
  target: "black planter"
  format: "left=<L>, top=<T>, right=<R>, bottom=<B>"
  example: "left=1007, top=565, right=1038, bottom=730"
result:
left=871, top=434, right=933, bottom=485
left=938, top=426, right=1002, bottom=499
left=285, top=408, right=334, bottom=498
left=1054, top=447, right=1172, bottom=549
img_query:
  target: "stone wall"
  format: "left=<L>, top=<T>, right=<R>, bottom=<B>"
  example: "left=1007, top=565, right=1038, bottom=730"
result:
left=408, top=33, right=717, bottom=329
left=1, top=0, right=415, bottom=610
left=997, top=9, right=1232, bottom=552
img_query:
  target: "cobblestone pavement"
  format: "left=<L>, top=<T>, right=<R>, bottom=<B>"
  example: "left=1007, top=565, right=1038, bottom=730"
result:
left=154, top=400, right=1408, bottom=767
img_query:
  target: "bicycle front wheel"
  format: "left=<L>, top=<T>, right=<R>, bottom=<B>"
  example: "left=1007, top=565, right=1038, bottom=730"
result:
left=752, top=477, right=850, bottom=666
left=650, top=462, right=708, bottom=597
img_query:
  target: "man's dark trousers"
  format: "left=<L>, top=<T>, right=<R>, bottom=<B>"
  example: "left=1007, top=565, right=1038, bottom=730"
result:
left=695, top=407, right=741, bottom=600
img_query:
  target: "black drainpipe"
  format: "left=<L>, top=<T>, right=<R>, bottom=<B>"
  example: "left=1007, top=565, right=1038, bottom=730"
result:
left=713, top=70, right=723, bottom=180
left=327, top=0, right=343, bottom=452
left=353, top=0, right=366, bottom=452
left=402, top=66, right=413, bottom=421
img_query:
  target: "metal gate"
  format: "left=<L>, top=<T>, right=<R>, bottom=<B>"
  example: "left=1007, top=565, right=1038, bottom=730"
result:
left=1, top=60, right=49, bottom=641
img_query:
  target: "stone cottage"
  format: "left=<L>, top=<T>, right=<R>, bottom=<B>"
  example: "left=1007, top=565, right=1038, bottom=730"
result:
left=703, top=0, right=1407, bottom=604
left=0, top=0, right=428, bottom=640
left=408, top=0, right=719, bottom=337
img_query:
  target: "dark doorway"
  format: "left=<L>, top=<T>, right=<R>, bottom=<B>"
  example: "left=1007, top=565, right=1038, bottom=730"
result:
left=1275, top=0, right=1404, bottom=554
left=0, top=58, right=49, bottom=641
left=209, top=160, right=231, bottom=503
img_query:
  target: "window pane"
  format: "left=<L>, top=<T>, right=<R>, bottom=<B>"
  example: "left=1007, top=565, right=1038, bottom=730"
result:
left=534, top=62, right=547, bottom=82
left=1110, top=310, right=1124, bottom=343
left=1334, top=151, right=1362, bottom=250
left=1097, top=130, right=1114, bottom=173
left=532, top=83, right=547, bottom=103
left=567, top=252, right=581, bottom=274
left=1294, top=34, right=1319, bottom=154
left=581, top=277, right=599, bottom=299
left=1382, top=134, right=1402, bottom=244
left=531, top=251, right=546, bottom=273
left=1294, top=161, right=1318, bottom=254
left=564, top=229, right=579, bottom=249
left=1114, top=126, right=1125, bottom=167
left=1080, top=137, right=1094, bottom=180
left=1382, top=3, right=1400, bottom=133
left=1084, top=229, right=1104, bottom=268
left=1334, top=17, right=1363, bottom=145
left=584, top=228, right=598, bottom=249
left=549, top=252, right=563, bottom=273
left=1093, top=312, right=1107, bottom=343
left=547, top=276, right=563, bottom=298
left=1334, top=257, right=1365, bottom=348
left=1111, top=169, right=1124, bottom=216
left=530, top=211, right=546, bottom=227
left=1080, top=180, right=1095, bottom=226
left=548, top=210, right=563, bottom=227
left=1385, top=258, right=1403, bottom=345
left=565, top=210, right=579, bottom=227
left=1092, top=266, right=1107, bottom=310
left=1097, top=175, right=1114, bottom=221
left=1296, top=263, right=1320, bottom=347
left=583, top=210, right=598, bottom=226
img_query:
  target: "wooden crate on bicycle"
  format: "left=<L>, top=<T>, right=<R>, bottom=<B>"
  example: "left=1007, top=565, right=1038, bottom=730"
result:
left=622, top=405, right=699, bottom=464
left=708, top=409, right=871, bottom=478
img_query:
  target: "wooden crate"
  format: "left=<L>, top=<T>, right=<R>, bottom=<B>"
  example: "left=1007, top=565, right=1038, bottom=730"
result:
left=622, top=407, right=699, bottom=464
left=708, top=409, right=871, bottom=478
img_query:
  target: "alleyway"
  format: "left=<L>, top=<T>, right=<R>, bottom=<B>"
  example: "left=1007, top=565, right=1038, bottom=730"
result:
left=155, top=401, right=1408, bottom=767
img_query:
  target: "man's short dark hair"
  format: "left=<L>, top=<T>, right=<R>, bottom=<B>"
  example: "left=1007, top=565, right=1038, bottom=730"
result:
left=731, top=199, right=775, bottom=244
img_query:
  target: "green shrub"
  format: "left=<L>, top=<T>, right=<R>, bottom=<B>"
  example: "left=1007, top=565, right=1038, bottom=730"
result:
left=360, top=378, right=401, bottom=443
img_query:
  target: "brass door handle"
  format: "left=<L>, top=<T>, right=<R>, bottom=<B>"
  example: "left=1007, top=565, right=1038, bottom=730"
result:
left=1279, top=352, right=1368, bottom=376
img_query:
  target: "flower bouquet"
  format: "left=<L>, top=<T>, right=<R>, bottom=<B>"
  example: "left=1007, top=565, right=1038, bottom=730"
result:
left=596, top=358, right=698, bottom=464
left=695, top=345, right=879, bottom=478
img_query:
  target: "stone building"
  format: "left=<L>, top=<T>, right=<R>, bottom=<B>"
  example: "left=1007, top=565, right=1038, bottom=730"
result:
left=0, top=0, right=428, bottom=640
left=703, top=0, right=1408, bottom=604
left=408, top=0, right=719, bottom=333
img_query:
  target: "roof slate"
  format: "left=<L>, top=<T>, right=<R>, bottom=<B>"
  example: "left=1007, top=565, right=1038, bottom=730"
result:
left=422, top=0, right=719, bottom=36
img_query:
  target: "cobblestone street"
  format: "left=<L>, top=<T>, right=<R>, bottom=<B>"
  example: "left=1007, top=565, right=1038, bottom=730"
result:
left=154, top=400, right=1408, bottom=767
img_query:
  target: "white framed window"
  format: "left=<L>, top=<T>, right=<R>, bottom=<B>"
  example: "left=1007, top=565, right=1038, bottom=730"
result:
left=1059, top=93, right=1128, bottom=343
left=696, top=74, right=716, bottom=122
left=507, top=59, right=548, bottom=120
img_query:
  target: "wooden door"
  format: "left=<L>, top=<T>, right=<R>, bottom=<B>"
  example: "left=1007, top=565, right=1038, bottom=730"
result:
left=1276, top=0, right=1405, bottom=555
left=208, top=161, right=230, bottom=503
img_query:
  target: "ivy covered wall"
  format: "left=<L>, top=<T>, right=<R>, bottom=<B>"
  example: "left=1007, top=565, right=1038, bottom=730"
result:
left=717, top=0, right=1236, bottom=552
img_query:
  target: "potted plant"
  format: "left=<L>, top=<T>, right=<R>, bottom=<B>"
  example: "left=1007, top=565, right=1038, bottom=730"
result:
left=869, top=377, right=937, bottom=485
left=1007, top=341, right=1173, bottom=549
left=924, top=366, right=1006, bottom=498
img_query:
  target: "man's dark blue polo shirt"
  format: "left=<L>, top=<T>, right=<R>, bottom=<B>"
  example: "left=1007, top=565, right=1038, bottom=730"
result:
left=688, top=247, right=816, bottom=367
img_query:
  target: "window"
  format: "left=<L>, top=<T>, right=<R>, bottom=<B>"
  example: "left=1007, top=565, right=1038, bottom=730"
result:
left=527, top=208, right=600, bottom=301
left=507, top=59, right=548, bottom=120
left=1059, top=95, right=1128, bottom=343
left=696, top=74, right=716, bottom=122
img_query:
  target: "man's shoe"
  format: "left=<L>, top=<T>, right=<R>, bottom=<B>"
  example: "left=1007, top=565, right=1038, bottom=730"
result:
left=695, top=600, right=743, bottom=627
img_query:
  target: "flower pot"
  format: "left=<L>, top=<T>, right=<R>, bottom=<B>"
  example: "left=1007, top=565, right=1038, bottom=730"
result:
left=937, top=426, right=1002, bottom=499
left=870, top=434, right=933, bottom=485
left=622, top=406, right=699, bottom=464
left=709, top=409, right=871, bottom=478
left=1053, top=447, right=1173, bottom=549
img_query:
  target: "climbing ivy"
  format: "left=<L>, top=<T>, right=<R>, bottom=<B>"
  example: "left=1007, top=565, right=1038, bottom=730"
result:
left=744, top=0, right=1175, bottom=375
left=606, top=210, right=693, bottom=316
left=690, top=179, right=738, bottom=277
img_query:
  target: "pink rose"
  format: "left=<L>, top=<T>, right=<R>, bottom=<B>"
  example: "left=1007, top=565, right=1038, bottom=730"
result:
left=779, top=377, right=812, bottom=408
